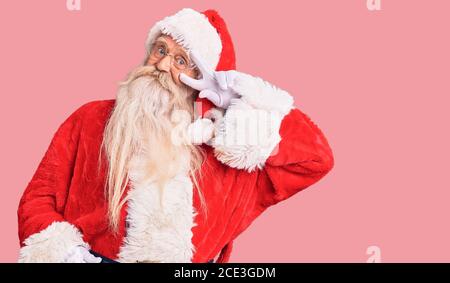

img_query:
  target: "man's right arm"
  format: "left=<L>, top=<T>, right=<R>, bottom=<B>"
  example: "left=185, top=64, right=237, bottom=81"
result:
left=17, top=103, right=91, bottom=263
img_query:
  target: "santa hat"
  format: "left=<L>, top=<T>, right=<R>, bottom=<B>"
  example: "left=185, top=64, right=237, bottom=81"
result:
left=145, top=8, right=236, bottom=116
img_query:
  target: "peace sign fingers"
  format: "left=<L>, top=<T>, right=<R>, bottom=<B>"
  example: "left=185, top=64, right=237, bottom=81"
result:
left=179, top=50, right=216, bottom=91
left=179, top=73, right=207, bottom=91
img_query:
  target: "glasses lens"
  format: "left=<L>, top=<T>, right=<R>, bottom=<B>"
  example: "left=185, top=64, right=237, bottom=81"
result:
left=152, top=43, right=166, bottom=59
left=151, top=42, right=195, bottom=71
left=174, top=55, right=190, bottom=70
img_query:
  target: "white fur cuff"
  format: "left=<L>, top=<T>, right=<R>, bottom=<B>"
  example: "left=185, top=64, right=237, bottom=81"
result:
left=232, top=73, right=294, bottom=116
left=212, top=101, right=284, bottom=172
left=18, top=221, right=89, bottom=263
left=211, top=74, right=294, bottom=172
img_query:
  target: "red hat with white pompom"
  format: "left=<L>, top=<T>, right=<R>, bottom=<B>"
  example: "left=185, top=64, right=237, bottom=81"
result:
left=145, top=8, right=236, bottom=116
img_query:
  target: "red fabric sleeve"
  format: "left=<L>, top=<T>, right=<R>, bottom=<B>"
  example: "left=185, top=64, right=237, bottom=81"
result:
left=257, top=107, right=335, bottom=207
left=17, top=103, right=87, bottom=247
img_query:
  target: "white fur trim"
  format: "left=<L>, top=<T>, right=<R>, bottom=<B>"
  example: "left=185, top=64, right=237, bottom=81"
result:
left=232, top=73, right=294, bottom=116
left=18, top=221, right=89, bottom=263
left=211, top=74, right=295, bottom=172
left=117, top=154, right=197, bottom=263
left=145, top=8, right=222, bottom=71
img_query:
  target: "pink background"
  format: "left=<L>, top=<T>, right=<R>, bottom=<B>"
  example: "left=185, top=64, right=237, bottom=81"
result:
left=1, top=0, right=449, bottom=262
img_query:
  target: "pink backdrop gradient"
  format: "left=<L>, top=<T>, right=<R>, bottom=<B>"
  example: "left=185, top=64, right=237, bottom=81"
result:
left=1, top=0, right=449, bottom=262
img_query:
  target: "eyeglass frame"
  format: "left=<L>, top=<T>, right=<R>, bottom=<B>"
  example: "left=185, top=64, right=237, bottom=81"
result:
left=148, top=40, right=197, bottom=71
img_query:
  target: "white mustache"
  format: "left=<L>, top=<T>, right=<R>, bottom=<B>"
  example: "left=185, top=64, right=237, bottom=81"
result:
left=125, top=65, right=191, bottom=97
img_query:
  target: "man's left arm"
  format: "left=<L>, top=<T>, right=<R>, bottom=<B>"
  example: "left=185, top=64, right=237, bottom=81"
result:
left=209, top=72, right=334, bottom=207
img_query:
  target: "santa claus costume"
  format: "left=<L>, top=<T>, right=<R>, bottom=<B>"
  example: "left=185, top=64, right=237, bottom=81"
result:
left=17, top=8, right=334, bottom=263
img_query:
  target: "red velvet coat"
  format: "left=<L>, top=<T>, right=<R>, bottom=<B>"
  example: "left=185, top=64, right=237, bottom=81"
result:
left=17, top=74, right=334, bottom=263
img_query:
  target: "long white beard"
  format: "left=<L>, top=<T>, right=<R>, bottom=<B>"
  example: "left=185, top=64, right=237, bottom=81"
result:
left=101, top=64, right=207, bottom=235
left=108, top=67, right=200, bottom=263
left=121, top=65, right=195, bottom=177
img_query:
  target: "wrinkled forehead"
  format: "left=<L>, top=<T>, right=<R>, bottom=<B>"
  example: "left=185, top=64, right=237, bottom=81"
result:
left=155, top=34, right=189, bottom=56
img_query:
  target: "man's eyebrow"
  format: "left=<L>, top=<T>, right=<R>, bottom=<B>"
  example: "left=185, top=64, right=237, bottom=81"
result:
left=155, top=38, right=168, bottom=45
left=178, top=48, right=189, bottom=59
left=155, top=38, right=189, bottom=58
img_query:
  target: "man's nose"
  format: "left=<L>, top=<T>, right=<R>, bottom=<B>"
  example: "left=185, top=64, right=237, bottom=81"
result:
left=156, top=56, right=171, bottom=73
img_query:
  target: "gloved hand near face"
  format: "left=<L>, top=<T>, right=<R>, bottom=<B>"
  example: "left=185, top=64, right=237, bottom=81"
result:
left=179, top=50, right=244, bottom=109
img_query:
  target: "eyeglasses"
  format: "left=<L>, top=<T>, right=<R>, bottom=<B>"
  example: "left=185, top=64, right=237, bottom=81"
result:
left=149, top=41, right=197, bottom=71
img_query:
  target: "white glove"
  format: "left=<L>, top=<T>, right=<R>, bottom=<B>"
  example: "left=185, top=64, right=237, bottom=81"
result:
left=63, top=245, right=102, bottom=263
left=179, top=50, right=242, bottom=109
left=187, top=118, right=214, bottom=145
